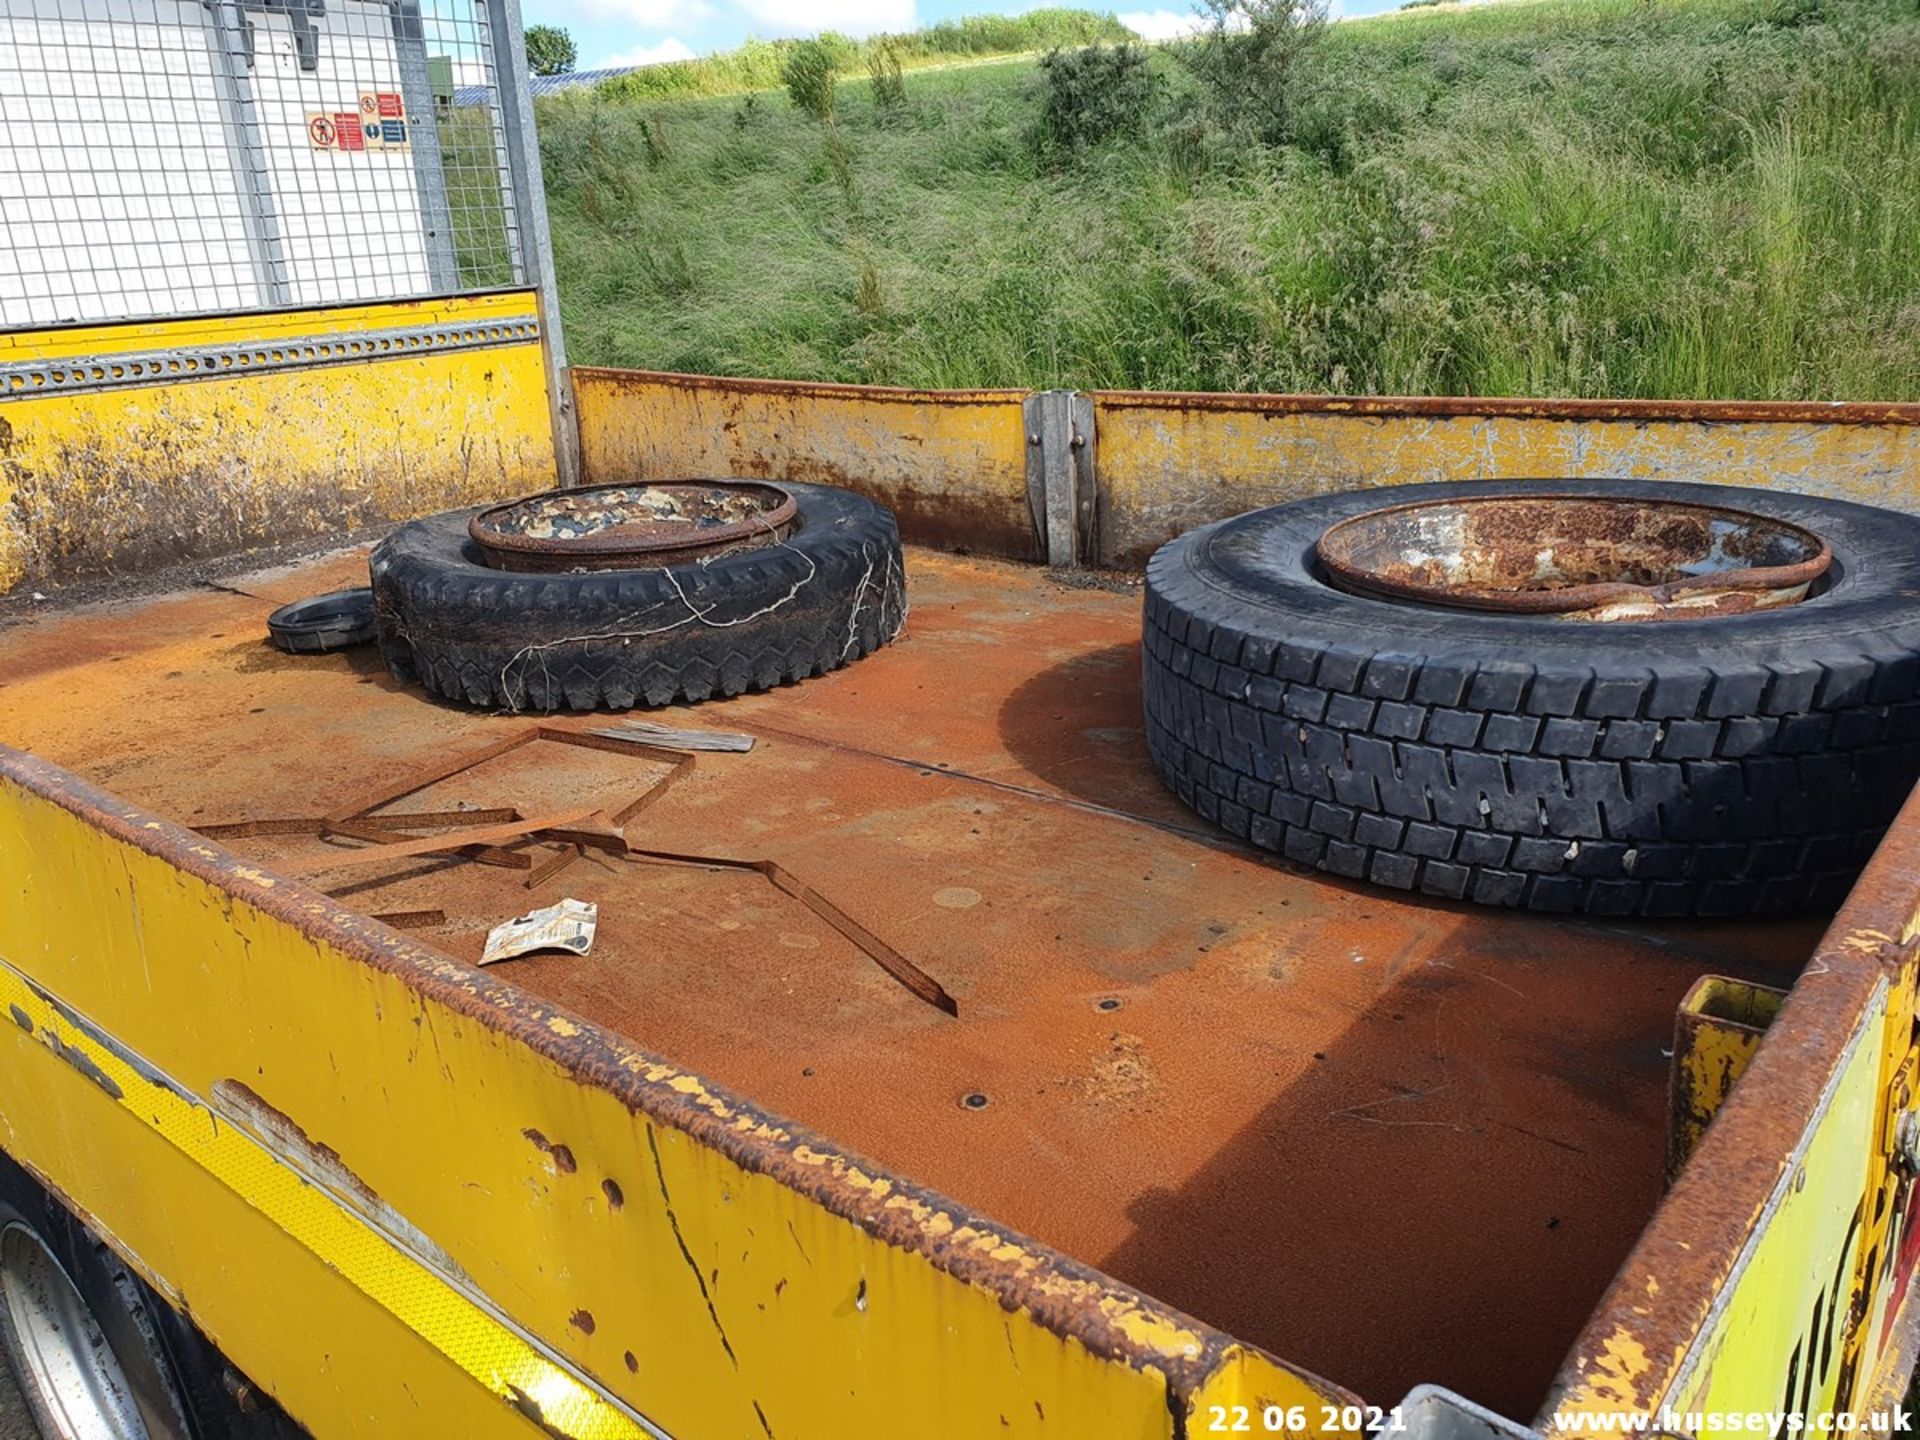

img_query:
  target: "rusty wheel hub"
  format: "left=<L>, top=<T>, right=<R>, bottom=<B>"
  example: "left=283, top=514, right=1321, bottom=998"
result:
left=470, top=480, right=798, bottom=573
left=1315, top=493, right=1831, bottom=622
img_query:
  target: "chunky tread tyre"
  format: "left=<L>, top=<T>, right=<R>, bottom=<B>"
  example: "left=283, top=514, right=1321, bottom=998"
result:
left=371, top=483, right=906, bottom=712
left=1143, top=479, right=1920, bottom=917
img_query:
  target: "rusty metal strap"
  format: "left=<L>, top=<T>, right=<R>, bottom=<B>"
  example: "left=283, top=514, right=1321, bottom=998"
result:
left=280, top=808, right=603, bottom=876
left=627, top=847, right=958, bottom=1018
left=324, top=817, right=534, bottom=871
left=199, top=810, right=521, bottom=840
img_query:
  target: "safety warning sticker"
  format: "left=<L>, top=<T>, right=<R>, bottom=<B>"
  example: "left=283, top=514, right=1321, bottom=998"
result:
left=310, top=106, right=380, bottom=153
left=356, top=91, right=411, bottom=150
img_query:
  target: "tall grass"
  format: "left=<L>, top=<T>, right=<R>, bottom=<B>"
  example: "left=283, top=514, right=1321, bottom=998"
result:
left=592, top=10, right=1131, bottom=104
left=540, top=0, right=1920, bottom=400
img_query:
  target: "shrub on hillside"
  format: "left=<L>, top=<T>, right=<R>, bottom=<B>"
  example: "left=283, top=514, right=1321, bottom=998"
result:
left=782, top=39, right=840, bottom=123
left=869, top=37, right=907, bottom=120
left=1032, top=43, right=1161, bottom=157
left=1180, top=0, right=1330, bottom=145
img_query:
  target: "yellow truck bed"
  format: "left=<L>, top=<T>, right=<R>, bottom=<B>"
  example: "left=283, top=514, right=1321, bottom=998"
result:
left=0, top=542, right=1853, bottom=1426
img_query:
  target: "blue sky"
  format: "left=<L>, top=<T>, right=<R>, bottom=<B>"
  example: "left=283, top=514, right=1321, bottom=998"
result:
left=521, top=0, right=1407, bottom=71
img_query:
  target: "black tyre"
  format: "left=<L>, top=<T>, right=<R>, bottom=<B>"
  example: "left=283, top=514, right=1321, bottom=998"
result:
left=265, top=589, right=375, bottom=654
left=0, top=1150, right=298, bottom=1439
left=1143, top=479, right=1920, bottom=917
left=370, top=482, right=906, bottom=712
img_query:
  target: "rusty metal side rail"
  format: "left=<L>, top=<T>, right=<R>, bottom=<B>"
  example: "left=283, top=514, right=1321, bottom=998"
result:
left=569, top=367, right=1040, bottom=563
left=0, top=741, right=1352, bottom=1437
left=1089, top=389, right=1920, bottom=427
left=566, top=368, right=1920, bottom=577
left=1543, top=782, right=1920, bottom=1432
left=1089, top=391, right=1920, bottom=568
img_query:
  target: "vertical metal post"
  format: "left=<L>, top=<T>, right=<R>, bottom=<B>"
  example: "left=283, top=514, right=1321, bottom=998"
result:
left=1024, top=390, right=1097, bottom=568
left=204, top=0, right=293, bottom=309
left=390, top=0, right=459, bottom=293
left=485, top=0, right=580, bottom=488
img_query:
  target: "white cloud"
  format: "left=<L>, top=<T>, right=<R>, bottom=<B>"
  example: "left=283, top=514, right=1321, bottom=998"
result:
left=733, top=0, right=916, bottom=39
left=1118, top=8, right=1208, bottom=40
left=596, top=35, right=699, bottom=66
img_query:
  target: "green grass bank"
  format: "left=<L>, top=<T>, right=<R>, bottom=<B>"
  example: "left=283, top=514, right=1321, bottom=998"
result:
left=538, top=0, right=1920, bottom=401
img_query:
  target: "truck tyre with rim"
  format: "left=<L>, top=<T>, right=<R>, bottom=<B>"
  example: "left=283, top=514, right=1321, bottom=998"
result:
left=370, top=483, right=906, bottom=712
left=1142, top=478, right=1920, bottom=917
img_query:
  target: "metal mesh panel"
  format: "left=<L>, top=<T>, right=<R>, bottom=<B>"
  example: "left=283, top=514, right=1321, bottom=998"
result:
left=0, top=0, right=525, bottom=328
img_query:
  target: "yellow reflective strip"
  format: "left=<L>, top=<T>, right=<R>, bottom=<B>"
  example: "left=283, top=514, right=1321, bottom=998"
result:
left=0, top=960, right=658, bottom=1440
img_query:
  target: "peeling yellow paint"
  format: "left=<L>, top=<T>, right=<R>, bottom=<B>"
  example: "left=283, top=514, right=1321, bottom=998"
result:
left=1843, top=930, right=1898, bottom=958
left=1105, top=1307, right=1206, bottom=1359
left=0, top=293, right=554, bottom=592
left=1585, top=1325, right=1655, bottom=1410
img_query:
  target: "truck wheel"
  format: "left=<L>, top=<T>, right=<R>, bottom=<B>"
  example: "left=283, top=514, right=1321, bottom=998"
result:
left=370, top=482, right=906, bottom=712
left=0, top=1214, right=170, bottom=1439
left=1143, top=479, right=1920, bottom=917
left=0, top=1153, right=296, bottom=1440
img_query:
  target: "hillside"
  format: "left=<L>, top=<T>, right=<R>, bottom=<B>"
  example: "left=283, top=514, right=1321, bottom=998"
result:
left=537, top=0, right=1920, bottom=400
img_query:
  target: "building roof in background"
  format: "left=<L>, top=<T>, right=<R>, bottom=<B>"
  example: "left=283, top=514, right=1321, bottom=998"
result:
left=454, top=66, right=636, bottom=106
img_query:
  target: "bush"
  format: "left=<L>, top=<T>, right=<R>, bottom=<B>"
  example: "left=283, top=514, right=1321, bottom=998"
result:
left=1180, top=0, right=1330, bottom=144
left=1032, top=43, right=1161, bottom=156
left=782, top=39, right=841, bottom=123
left=869, top=37, right=907, bottom=120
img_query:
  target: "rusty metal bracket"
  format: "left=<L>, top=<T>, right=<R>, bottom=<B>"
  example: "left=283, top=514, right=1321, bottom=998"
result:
left=1390, top=1386, right=1541, bottom=1440
left=1024, top=390, right=1096, bottom=569
left=1667, top=975, right=1788, bottom=1185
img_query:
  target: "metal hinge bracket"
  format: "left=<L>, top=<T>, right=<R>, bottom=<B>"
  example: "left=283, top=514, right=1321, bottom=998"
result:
left=1024, top=390, right=1097, bottom=569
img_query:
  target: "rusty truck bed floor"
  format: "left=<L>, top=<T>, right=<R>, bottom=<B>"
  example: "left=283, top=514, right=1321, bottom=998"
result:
left=0, top=548, right=1820, bottom=1417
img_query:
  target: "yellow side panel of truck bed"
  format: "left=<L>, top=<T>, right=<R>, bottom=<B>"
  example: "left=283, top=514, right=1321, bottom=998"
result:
left=0, top=747, right=1349, bottom=1438
left=0, top=293, right=555, bottom=592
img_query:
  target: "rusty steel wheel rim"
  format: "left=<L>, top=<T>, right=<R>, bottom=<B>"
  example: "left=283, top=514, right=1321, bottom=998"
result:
left=469, top=480, right=798, bottom=573
left=1314, top=492, right=1833, bottom=622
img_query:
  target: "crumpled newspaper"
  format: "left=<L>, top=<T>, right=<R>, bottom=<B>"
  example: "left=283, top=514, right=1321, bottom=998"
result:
left=480, top=898, right=598, bottom=966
